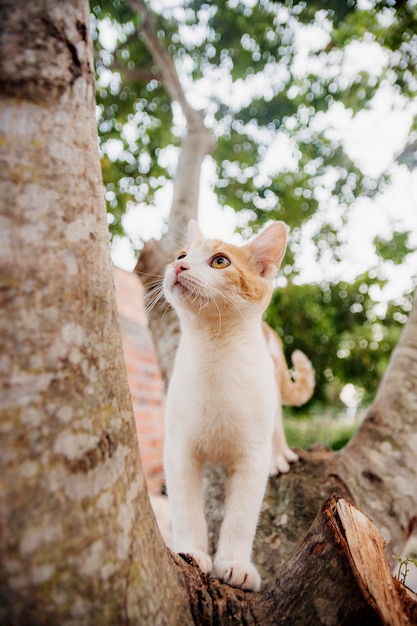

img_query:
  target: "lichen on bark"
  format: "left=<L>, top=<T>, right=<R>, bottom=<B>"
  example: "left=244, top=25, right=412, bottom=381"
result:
left=0, top=2, right=192, bottom=624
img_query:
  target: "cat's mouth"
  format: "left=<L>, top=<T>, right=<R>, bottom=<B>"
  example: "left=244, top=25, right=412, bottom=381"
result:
left=173, top=277, right=184, bottom=288
left=172, top=276, right=206, bottom=306
left=172, top=277, right=191, bottom=296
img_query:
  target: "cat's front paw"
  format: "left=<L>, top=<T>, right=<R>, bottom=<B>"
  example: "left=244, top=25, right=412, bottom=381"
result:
left=186, top=550, right=212, bottom=575
left=213, top=559, right=261, bottom=591
left=269, top=447, right=299, bottom=476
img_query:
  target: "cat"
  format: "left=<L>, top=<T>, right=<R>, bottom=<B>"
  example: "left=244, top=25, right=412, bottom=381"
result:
left=162, top=219, right=314, bottom=592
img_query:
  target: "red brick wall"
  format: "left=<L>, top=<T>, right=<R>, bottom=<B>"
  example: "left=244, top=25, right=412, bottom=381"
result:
left=113, top=267, right=165, bottom=494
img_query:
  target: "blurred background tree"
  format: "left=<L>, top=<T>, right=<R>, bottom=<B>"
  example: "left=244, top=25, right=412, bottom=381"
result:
left=265, top=271, right=414, bottom=406
left=90, top=0, right=417, bottom=424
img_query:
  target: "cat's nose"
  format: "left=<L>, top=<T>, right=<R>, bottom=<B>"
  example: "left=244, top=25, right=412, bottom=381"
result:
left=174, top=260, right=189, bottom=275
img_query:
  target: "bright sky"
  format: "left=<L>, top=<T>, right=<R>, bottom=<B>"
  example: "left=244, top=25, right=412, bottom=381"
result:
left=112, top=98, right=417, bottom=301
left=107, top=9, right=417, bottom=302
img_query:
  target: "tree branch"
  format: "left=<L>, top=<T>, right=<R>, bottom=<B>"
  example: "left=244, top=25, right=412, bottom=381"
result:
left=109, top=61, right=159, bottom=84
left=395, top=138, right=417, bottom=170
left=176, top=495, right=417, bottom=625
left=339, top=290, right=417, bottom=562
left=128, top=0, right=202, bottom=129
left=129, top=0, right=214, bottom=255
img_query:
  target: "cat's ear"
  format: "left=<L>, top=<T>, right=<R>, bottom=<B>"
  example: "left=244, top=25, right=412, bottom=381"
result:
left=246, top=221, right=287, bottom=279
left=187, top=219, right=203, bottom=246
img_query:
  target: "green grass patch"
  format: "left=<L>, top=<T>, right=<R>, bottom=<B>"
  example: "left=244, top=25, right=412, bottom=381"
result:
left=284, top=409, right=363, bottom=451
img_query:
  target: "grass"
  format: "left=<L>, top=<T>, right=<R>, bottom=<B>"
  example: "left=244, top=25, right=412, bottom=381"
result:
left=284, top=408, right=364, bottom=451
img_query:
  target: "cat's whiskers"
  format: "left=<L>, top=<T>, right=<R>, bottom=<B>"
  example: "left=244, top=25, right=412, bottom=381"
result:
left=136, top=271, right=166, bottom=291
left=213, top=299, right=224, bottom=339
left=210, top=287, right=247, bottom=325
left=178, top=278, right=209, bottom=311
left=143, top=276, right=166, bottom=293
left=196, top=288, right=211, bottom=312
left=137, top=270, right=166, bottom=280
left=197, top=293, right=210, bottom=313
left=176, top=279, right=223, bottom=333
left=144, top=282, right=166, bottom=316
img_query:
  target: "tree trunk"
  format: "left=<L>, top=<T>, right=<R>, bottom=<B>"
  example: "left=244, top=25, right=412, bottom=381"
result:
left=339, top=292, right=417, bottom=560
left=0, top=2, right=191, bottom=624
left=129, top=0, right=214, bottom=257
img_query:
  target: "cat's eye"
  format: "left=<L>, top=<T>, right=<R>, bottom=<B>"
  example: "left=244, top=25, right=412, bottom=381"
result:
left=210, top=254, right=230, bottom=269
left=176, top=252, right=187, bottom=260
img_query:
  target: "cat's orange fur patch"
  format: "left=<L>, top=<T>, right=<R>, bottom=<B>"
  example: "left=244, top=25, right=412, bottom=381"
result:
left=198, top=239, right=272, bottom=305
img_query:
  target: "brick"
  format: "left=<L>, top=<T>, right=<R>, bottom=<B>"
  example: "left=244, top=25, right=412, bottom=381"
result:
left=113, top=266, right=166, bottom=494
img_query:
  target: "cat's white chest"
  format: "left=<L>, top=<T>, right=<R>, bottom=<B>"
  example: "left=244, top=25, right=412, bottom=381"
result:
left=166, top=326, right=277, bottom=466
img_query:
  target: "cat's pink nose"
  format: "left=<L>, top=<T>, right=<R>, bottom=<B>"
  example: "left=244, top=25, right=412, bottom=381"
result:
left=174, top=260, right=189, bottom=275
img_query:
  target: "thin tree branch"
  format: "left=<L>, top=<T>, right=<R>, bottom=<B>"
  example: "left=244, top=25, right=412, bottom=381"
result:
left=128, top=0, right=214, bottom=255
left=109, top=61, right=159, bottom=84
left=112, top=30, right=138, bottom=60
left=338, top=289, right=417, bottom=562
left=128, top=0, right=204, bottom=130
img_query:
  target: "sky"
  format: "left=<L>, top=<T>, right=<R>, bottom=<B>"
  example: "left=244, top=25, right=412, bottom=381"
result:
left=112, top=95, right=417, bottom=302
left=107, top=6, right=417, bottom=302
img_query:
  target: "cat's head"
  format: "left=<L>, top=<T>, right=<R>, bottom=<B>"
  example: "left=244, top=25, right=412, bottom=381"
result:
left=163, top=220, right=287, bottom=322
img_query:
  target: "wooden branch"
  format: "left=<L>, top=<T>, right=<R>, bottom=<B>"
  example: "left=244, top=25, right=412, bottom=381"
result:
left=336, top=499, right=408, bottom=626
left=108, top=62, right=159, bottom=84
left=128, top=0, right=214, bottom=256
left=176, top=495, right=417, bottom=625
left=339, top=291, right=417, bottom=562
left=111, top=30, right=138, bottom=61
left=128, top=0, right=202, bottom=128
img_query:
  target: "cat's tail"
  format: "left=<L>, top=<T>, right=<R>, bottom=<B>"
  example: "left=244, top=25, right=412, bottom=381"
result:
left=262, top=322, right=315, bottom=407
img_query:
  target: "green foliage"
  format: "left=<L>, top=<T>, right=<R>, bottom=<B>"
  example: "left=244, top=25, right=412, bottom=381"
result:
left=374, top=230, right=416, bottom=265
left=284, top=411, right=360, bottom=451
left=92, top=2, right=177, bottom=238
left=264, top=275, right=414, bottom=409
left=92, top=0, right=417, bottom=250
left=332, top=1, right=417, bottom=98
left=92, top=1, right=416, bottom=415
left=393, top=555, right=417, bottom=586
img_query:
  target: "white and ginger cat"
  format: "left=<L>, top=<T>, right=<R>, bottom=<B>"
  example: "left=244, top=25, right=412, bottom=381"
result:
left=163, top=219, right=314, bottom=592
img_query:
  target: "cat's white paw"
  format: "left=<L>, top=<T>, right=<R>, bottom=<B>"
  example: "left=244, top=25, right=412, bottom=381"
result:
left=269, top=447, right=299, bottom=476
left=284, top=446, right=299, bottom=463
left=187, top=550, right=213, bottom=574
left=213, top=559, right=261, bottom=591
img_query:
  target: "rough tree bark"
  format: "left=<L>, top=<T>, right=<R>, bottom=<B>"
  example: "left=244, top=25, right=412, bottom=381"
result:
left=1, top=1, right=416, bottom=624
left=0, top=2, right=190, bottom=624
